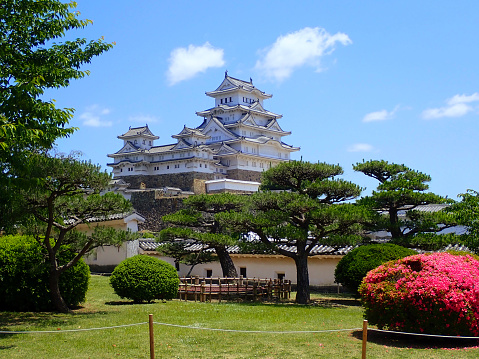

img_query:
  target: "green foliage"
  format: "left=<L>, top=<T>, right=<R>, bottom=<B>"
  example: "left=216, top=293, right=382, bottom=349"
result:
left=334, top=244, right=415, bottom=295
left=353, top=160, right=456, bottom=243
left=0, top=235, right=89, bottom=311
left=0, top=0, right=112, bottom=153
left=8, top=152, right=134, bottom=312
left=160, top=193, right=246, bottom=277
left=110, top=255, right=179, bottom=303
left=447, top=189, right=479, bottom=253
left=222, top=160, right=370, bottom=304
left=0, top=0, right=112, bottom=232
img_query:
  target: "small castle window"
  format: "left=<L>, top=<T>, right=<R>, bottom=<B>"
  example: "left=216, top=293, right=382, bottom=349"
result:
left=167, top=165, right=169, bottom=169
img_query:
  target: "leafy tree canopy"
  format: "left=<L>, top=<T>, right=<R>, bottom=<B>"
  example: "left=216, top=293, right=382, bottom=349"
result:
left=447, top=189, right=479, bottom=253
left=353, top=160, right=458, bottom=248
left=0, top=0, right=113, bottom=153
left=221, top=160, right=371, bottom=304
left=18, top=153, right=135, bottom=313
left=159, top=193, right=246, bottom=277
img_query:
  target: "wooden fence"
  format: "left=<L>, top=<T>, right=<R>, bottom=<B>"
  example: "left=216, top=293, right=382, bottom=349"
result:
left=178, top=276, right=292, bottom=302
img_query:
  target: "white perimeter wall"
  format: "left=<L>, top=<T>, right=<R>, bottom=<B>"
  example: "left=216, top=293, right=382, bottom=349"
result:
left=148, top=253, right=342, bottom=286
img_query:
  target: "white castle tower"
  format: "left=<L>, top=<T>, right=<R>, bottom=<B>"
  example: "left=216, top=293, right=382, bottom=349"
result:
left=107, top=73, right=299, bottom=193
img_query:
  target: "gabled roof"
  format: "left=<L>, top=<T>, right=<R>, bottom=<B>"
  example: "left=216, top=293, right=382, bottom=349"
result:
left=201, top=117, right=239, bottom=140
left=170, top=138, right=194, bottom=151
left=172, top=125, right=209, bottom=139
left=210, top=143, right=239, bottom=156
left=118, top=125, right=159, bottom=140
left=265, top=118, right=290, bottom=134
left=205, top=74, right=272, bottom=99
left=196, top=103, right=281, bottom=119
left=109, top=141, right=141, bottom=156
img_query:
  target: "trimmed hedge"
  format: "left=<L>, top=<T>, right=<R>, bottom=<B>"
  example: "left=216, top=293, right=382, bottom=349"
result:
left=360, top=252, right=479, bottom=336
left=334, top=243, right=415, bottom=294
left=110, top=255, right=179, bottom=303
left=0, top=235, right=90, bottom=311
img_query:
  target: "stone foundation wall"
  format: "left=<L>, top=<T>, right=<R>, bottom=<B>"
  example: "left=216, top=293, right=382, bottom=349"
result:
left=226, top=169, right=262, bottom=182
left=115, top=172, right=215, bottom=192
left=131, top=191, right=186, bottom=232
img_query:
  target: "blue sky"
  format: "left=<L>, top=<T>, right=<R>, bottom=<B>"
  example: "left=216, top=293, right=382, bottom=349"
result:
left=52, top=1, right=479, bottom=200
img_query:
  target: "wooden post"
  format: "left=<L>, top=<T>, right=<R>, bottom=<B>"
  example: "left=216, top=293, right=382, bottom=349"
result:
left=362, top=319, right=368, bottom=359
left=149, top=314, right=155, bottom=359
left=200, top=281, right=206, bottom=302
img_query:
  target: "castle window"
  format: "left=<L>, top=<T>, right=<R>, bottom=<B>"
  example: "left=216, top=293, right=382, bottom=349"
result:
left=205, top=164, right=207, bottom=168
left=221, top=99, right=223, bottom=104
left=149, top=141, right=152, bottom=145
left=229, top=97, right=232, bottom=102
left=200, top=164, right=202, bottom=167
left=252, top=162, right=256, bottom=167
left=143, top=140, right=145, bottom=145
left=260, top=163, right=264, bottom=168
left=167, top=165, right=169, bottom=169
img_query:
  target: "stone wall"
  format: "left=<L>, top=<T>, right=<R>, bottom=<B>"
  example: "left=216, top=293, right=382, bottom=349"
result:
left=130, top=191, right=186, bottom=232
left=227, top=169, right=262, bottom=182
left=116, top=172, right=215, bottom=192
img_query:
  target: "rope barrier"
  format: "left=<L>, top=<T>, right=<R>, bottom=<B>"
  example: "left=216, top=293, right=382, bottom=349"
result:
left=0, top=322, right=148, bottom=334
left=369, top=328, right=479, bottom=340
left=152, top=321, right=360, bottom=334
left=2, top=319, right=479, bottom=340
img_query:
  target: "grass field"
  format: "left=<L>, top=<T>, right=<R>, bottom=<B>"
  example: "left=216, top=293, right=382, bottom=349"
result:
left=1, top=275, right=479, bottom=358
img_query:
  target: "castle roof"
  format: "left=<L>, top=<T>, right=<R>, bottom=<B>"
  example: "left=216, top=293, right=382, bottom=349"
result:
left=205, top=74, right=272, bottom=100
left=118, top=125, right=159, bottom=140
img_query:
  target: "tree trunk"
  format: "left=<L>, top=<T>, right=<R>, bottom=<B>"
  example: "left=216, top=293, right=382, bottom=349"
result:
left=389, top=208, right=401, bottom=239
left=294, top=254, right=310, bottom=304
left=49, top=267, right=71, bottom=313
left=214, top=245, right=238, bottom=277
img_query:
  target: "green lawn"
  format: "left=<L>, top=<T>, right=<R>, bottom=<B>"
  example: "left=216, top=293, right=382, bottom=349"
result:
left=1, top=275, right=478, bottom=358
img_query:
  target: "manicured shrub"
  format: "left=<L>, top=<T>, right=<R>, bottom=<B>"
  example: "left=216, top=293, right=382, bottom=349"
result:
left=110, top=255, right=179, bottom=302
left=334, top=243, right=415, bottom=294
left=0, top=235, right=90, bottom=311
left=359, top=252, right=479, bottom=336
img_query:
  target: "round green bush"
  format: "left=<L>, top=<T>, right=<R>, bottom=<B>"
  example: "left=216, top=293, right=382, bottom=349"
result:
left=359, top=252, right=479, bottom=336
left=110, top=255, right=179, bottom=302
left=334, top=243, right=415, bottom=294
left=0, top=235, right=90, bottom=311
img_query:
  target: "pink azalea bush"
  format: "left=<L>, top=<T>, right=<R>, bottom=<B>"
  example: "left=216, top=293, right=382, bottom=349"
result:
left=359, top=252, right=479, bottom=336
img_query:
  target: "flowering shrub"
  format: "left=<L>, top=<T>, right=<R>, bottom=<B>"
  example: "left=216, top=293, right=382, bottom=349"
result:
left=334, top=243, right=415, bottom=295
left=359, top=252, right=479, bottom=336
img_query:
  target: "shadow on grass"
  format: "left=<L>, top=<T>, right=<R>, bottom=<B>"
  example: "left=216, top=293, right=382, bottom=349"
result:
left=105, top=300, right=162, bottom=306
left=0, top=310, right=109, bottom=332
left=193, top=296, right=361, bottom=309
left=351, top=329, right=479, bottom=350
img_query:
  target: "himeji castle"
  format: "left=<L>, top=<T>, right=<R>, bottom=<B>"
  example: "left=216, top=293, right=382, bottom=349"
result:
left=107, top=73, right=299, bottom=194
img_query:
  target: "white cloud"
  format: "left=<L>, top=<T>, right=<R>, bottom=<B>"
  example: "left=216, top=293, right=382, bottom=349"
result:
left=347, top=143, right=374, bottom=152
left=447, top=92, right=479, bottom=105
left=129, top=114, right=159, bottom=124
left=79, top=105, right=113, bottom=127
left=255, top=27, right=352, bottom=82
left=422, top=92, right=479, bottom=119
left=363, top=106, right=399, bottom=123
left=167, top=42, right=225, bottom=85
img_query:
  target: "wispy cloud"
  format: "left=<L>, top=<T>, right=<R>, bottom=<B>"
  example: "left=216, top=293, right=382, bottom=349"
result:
left=79, top=105, right=112, bottom=127
left=129, top=114, right=159, bottom=124
left=255, top=27, right=351, bottom=82
left=167, top=42, right=225, bottom=85
left=363, top=106, right=399, bottom=123
left=347, top=143, right=374, bottom=152
left=422, top=92, right=479, bottom=119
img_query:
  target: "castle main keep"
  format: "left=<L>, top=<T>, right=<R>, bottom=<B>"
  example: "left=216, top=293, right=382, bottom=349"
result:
left=107, top=73, right=299, bottom=193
